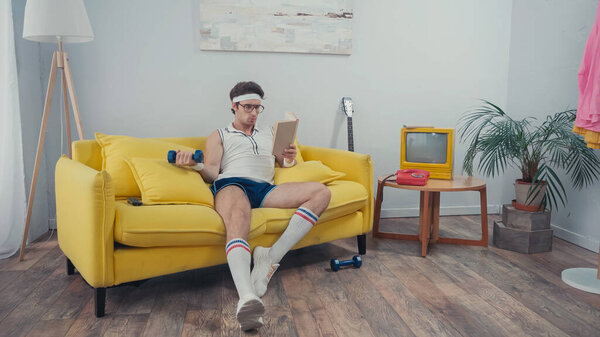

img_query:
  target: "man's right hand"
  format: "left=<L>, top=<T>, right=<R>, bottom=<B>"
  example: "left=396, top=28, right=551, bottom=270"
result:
left=175, top=150, right=197, bottom=167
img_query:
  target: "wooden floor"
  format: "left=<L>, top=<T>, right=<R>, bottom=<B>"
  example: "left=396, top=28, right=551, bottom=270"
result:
left=1, top=215, right=599, bottom=337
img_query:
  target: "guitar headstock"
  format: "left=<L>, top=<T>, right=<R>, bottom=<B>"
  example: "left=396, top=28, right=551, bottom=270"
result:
left=342, top=97, right=354, bottom=117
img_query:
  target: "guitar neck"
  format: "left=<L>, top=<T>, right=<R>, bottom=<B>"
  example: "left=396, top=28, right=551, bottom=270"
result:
left=347, top=116, right=354, bottom=152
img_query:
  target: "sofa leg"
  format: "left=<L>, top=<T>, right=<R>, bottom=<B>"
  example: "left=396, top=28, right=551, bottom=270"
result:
left=95, top=288, right=106, bottom=318
left=66, top=258, right=75, bottom=275
left=357, top=234, right=366, bottom=255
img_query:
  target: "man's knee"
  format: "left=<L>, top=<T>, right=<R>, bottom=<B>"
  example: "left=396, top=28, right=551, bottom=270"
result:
left=309, top=183, right=330, bottom=209
left=304, top=184, right=330, bottom=216
left=227, top=206, right=250, bottom=221
left=318, top=184, right=331, bottom=204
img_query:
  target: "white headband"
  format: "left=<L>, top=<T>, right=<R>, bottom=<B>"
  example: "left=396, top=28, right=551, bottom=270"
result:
left=232, top=93, right=263, bottom=103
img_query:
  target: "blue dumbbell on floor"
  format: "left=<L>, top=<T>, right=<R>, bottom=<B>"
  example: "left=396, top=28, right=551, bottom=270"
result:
left=330, top=255, right=362, bottom=272
left=167, top=150, right=204, bottom=164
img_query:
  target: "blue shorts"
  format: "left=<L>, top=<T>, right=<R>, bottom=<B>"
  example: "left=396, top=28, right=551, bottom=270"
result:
left=211, top=177, right=277, bottom=209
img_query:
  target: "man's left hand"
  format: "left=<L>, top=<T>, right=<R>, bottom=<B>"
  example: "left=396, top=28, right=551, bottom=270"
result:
left=283, top=143, right=297, bottom=163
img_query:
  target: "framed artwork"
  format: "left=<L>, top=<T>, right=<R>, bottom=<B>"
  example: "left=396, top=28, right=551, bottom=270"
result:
left=195, top=0, right=353, bottom=55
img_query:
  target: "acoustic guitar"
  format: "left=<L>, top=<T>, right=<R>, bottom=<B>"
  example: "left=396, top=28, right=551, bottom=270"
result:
left=341, top=97, right=354, bottom=152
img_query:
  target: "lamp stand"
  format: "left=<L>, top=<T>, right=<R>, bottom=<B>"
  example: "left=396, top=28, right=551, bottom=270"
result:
left=19, top=41, right=84, bottom=261
left=561, top=244, right=600, bottom=294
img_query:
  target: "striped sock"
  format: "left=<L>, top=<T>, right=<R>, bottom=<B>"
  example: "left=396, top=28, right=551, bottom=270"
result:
left=268, top=207, right=319, bottom=263
left=225, top=239, right=253, bottom=298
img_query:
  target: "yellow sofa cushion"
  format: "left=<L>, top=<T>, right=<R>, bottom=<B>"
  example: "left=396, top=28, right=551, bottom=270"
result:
left=113, top=211, right=365, bottom=285
left=126, top=157, right=213, bottom=207
left=274, top=160, right=345, bottom=185
left=114, top=201, right=267, bottom=247
left=113, top=180, right=366, bottom=247
left=95, top=133, right=195, bottom=197
left=251, top=212, right=364, bottom=250
left=254, top=180, right=368, bottom=234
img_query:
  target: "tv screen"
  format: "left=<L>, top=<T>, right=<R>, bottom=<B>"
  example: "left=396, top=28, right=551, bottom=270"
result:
left=405, top=132, right=448, bottom=164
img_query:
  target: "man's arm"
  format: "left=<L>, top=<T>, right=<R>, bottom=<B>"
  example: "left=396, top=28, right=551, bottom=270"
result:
left=199, top=131, right=223, bottom=183
left=175, top=130, right=223, bottom=183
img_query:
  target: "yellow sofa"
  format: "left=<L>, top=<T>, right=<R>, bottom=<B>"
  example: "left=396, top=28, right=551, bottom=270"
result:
left=55, top=136, right=373, bottom=317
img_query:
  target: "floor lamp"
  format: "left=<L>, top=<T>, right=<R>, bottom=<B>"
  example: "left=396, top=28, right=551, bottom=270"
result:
left=561, top=245, right=600, bottom=294
left=19, top=0, right=94, bottom=261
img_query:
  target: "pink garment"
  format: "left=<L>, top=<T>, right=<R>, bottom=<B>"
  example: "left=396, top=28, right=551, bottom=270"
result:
left=577, top=1, right=600, bottom=132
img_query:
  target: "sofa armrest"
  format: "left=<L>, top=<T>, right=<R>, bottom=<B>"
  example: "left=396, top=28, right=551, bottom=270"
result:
left=55, top=155, right=115, bottom=287
left=299, top=145, right=374, bottom=234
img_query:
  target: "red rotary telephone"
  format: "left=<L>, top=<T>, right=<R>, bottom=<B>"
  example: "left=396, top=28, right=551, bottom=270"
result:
left=396, top=169, right=430, bottom=186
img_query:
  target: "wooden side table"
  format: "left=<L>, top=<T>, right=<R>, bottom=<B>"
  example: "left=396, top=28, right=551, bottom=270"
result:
left=373, top=175, right=488, bottom=257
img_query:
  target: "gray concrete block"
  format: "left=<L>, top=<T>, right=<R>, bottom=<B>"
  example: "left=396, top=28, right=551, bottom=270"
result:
left=501, top=204, right=551, bottom=231
left=493, top=220, right=553, bottom=254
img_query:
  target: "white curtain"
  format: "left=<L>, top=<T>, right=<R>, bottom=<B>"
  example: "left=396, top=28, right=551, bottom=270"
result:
left=0, top=0, right=27, bottom=259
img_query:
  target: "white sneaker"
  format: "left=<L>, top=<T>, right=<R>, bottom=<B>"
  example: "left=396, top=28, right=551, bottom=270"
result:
left=236, top=293, right=264, bottom=331
left=251, top=246, right=280, bottom=297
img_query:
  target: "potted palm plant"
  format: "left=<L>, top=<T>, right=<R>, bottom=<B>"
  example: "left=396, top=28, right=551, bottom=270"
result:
left=458, top=100, right=600, bottom=211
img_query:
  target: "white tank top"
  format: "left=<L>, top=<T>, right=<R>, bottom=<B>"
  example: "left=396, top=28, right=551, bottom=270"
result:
left=216, top=123, right=275, bottom=184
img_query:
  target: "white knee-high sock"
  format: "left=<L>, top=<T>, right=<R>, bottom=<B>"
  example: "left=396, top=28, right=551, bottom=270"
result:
left=225, top=239, right=253, bottom=298
left=268, top=207, right=318, bottom=263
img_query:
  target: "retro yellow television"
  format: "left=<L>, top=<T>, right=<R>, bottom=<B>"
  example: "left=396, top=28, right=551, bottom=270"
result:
left=400, top=127, right=454, bottom=180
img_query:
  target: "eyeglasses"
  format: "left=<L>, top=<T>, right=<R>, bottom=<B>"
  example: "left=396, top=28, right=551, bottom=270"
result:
left=238, top=103, right=264, bottom=114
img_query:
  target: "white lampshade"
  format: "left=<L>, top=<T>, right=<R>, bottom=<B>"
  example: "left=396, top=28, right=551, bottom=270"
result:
left=23, top=0, right=94, bottom=43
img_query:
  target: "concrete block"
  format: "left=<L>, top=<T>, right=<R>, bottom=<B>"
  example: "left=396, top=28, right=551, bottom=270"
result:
left=493, top=220, right=553, bottom=254
left=502, top=204, right=551, bottom=231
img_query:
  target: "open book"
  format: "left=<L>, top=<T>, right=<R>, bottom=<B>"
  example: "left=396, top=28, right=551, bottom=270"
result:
left=272, top=112, right=299, bottom=157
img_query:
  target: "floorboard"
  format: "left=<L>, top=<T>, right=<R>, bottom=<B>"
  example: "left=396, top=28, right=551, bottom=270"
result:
left=1, top=215, right=599, bottom=336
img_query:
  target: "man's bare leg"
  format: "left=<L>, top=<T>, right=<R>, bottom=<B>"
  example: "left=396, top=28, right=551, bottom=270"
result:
left=215, top=186, right=264, bottom=330
left=252, top=182, right=331, bottom=296
left=261, top=181, right=331, bottom=215
left=215, top=185, right=252, bottom=242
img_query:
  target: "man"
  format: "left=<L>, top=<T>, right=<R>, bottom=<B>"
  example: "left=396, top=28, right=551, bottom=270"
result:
left=175, top=81, right=331, bottom=330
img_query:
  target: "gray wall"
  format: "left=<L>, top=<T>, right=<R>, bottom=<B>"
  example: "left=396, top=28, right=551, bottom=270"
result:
left=12, top=0, right=49, bottom=243
left=506, top=0, right=600, bottom=252
left=39, top=0, right=513, bottom=221
left=14, top=0, right=599, bottom=252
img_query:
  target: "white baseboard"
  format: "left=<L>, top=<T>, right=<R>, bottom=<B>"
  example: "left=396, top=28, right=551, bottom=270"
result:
left=48, top=218, right=57, bottom=230
left=381, top=204, right=501, bottom=218
left=551, top=224, right=599, bottom=253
